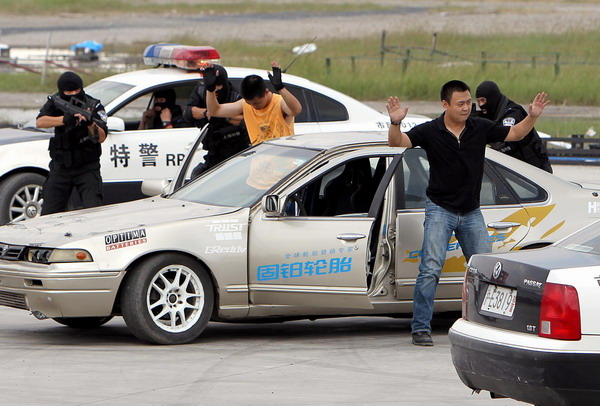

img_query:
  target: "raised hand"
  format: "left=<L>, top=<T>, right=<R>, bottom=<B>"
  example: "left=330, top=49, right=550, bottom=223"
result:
left=202, top=65, right=218, bottom=92
left=528, top=92, right=550, bottom=118
left=268, top=61, right=284, bottom=91
left=386, top=96, right=409, bottom=123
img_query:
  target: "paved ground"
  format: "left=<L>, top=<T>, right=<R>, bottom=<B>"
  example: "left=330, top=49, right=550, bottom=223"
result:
left=0, top=306, right=525, bottom=406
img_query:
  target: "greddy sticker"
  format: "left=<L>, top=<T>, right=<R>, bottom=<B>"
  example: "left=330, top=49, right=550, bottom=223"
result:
left=105, top=228, right=147, bottom=251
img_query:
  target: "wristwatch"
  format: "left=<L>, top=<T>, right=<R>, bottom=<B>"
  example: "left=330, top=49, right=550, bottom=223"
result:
left=162, top=121, right=172, bottom=127
left=390, top=120, right=402, bottom=126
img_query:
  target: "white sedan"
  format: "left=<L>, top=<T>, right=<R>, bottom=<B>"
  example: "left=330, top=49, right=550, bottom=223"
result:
left=0, top=44, right=429, bottom=224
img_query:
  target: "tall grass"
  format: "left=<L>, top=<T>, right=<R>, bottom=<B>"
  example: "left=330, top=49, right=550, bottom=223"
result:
left=2, top=27, right=600, bottom=136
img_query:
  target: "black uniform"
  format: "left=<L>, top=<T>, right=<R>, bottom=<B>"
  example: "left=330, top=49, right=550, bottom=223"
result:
left=476, top=81, right=552, bottom=173
left=146, top=88, right=187, bottom=129
left=37, top=89, right=108, bottom=215
left=183, top=65, right=250, bottom=177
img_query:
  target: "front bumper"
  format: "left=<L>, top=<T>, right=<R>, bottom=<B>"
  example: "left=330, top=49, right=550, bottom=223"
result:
left=449, top=319, right=600, bottom=406
left=0, top=263, right=125, bottom=318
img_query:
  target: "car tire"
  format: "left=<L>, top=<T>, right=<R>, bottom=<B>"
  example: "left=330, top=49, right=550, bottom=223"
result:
left=0, top=172, right=46, bottom=224
left=52, top=316, right=114, bottom=328
left=121, top=253, right=214, bottom=345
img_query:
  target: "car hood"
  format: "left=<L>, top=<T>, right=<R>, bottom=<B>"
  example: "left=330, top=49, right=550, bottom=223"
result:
left=0, top=126, right=51, bottom=146
left=0, top=197, right=239, bottom=247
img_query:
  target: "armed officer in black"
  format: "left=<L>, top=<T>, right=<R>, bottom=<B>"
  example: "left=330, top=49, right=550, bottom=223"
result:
left=36, top=71, right=108, bottom=215
left=476, top=80, right=552, bottom=173
left=183, top=64, right=250, bottom=177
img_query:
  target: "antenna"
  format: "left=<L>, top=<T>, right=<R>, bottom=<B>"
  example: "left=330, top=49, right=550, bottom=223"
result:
left=283, top=36, right=318, bottom=73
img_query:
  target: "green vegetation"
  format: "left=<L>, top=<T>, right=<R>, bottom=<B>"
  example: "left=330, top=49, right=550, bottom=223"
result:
left=2, top=25, right=600, bottom=136
left=536, top=118, right=598, bottom=139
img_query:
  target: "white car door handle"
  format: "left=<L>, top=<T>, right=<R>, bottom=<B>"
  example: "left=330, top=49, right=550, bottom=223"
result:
left=337, top=233, right=366, bottom=241
left=487, top=222, right=521, bottom=230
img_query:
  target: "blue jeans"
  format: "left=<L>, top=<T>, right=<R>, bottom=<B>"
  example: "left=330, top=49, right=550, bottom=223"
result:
left=411, top=199, right=491, bottom=334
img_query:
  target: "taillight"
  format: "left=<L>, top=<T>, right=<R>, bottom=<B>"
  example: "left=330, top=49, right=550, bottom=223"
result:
left=461, top=269, right=469, bottom=320
left=539, top=283, right=581, bottom=340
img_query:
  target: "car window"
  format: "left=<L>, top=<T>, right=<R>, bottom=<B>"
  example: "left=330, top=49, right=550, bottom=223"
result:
left=284, top=156, right=388, bottom=217
left=398, top=149, right=510, bottom=209
left=109, top=83, right=198, bottom=131
left=402, top=149, right=429, bottom=208
left=310, top=90, right=349, bottom=122
left=170, top=143, right=320, bottom=207
left=490, top=163, right=548, bottom=203
left=85, top=80, right=135, bottom=107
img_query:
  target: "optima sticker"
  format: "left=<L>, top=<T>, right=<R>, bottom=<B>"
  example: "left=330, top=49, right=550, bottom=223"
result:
left=105, top=229, right=147, bottom=251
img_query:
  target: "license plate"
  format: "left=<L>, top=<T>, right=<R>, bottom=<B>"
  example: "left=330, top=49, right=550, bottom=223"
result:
left=480, top=284, right=517, bottom=317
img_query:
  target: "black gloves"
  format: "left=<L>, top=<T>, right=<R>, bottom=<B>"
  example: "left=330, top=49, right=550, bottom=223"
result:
left=63, top=112, right=78, bottom=126
left=268, top=66, right=285, bottom=91
left=202, top=66, right=217, bottom=92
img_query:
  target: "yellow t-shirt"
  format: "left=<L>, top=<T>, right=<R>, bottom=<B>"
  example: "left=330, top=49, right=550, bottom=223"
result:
left=242, top=93, right=294, bottom=144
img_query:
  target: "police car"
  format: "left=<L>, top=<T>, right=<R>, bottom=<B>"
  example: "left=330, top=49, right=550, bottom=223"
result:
left=0, top=44, right=430, bottom=224
left=0, top=129, right=598, bottom=345
left=450, top=220, right=600, bottom=406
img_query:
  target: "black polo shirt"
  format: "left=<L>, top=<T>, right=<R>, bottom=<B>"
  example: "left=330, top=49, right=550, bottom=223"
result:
left=406, top=114, right=509, bottom=213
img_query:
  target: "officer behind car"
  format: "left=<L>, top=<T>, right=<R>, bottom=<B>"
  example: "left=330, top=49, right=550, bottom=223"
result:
left=183, top=64, right=250, bottom=177
left=139, top=88, right=186, bottom=130
left=475, top=80, right=553, bottom=173
left=36, top=71, right=108, bottom=215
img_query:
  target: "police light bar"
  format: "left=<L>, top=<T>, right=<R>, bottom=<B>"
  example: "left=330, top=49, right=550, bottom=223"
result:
left=143, top=44, right=221, bottom=69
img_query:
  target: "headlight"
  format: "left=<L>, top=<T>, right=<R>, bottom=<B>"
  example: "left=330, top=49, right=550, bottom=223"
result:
left=27, top=248, right=93, bottom=264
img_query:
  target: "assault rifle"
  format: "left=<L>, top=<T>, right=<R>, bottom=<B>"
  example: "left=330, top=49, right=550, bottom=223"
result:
left=51, top=95, right=105, bottom=129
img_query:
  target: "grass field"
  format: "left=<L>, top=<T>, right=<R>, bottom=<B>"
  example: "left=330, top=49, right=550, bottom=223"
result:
left=1, top=3, right=599, bottom=136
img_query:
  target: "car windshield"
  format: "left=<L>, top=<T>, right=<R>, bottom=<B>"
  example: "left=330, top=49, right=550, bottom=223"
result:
left=170, top=143, right=320, bottom=207
left=85, top=80, right=135, bottom=107
left=557, top=221, right=600, bottom=255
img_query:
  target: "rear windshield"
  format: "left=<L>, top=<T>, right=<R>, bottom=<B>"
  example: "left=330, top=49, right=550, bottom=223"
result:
left=557, top=221, right=600, bottom=255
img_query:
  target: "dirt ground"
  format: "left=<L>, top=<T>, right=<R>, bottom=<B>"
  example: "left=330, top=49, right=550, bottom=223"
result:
left=2, top=1, right=600, bottom=47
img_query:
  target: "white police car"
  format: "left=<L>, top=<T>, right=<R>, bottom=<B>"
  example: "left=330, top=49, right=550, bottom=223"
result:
left=0, top=44, right=429, bottom=224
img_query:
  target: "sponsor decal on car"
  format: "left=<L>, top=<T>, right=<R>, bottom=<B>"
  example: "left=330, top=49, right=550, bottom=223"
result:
left=105, top=228, right=147, bottom=251
left=588, top=201, right=600, bottom=215
left=257, top=257, right=352, bottom=281
left=205, top=246, right=246, bottom=254
left=206, top=219, right=244, bottom=241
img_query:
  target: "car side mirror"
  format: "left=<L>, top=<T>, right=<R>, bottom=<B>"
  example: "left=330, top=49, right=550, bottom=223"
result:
left=262, top=195, right=281, bottom=217
left=107, top=116, right=125, bottom=132
left=141, top=178, right=171, bottom=197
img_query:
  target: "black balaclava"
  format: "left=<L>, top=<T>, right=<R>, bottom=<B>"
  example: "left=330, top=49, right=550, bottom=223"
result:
left=153, top=88, right=177, bottom=110
left=57, top=71, right=84, bottom=101
left=476, top=80, right=503, bottom=119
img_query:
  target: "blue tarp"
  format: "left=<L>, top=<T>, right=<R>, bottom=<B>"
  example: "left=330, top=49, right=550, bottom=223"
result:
left=70, top=40, right=103, bottom=53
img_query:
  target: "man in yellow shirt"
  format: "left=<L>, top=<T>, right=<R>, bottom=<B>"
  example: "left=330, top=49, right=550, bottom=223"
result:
left=204, top=61, right=302, bottom=144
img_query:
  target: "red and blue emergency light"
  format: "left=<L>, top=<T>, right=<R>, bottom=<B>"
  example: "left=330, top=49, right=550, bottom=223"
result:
left=143, top=44, right=221, bottom=69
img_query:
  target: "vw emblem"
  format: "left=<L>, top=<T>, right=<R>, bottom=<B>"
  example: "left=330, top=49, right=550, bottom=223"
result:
left=493, top=262, right=502, bottom=279
left=0, top=244, right=8, bottom=257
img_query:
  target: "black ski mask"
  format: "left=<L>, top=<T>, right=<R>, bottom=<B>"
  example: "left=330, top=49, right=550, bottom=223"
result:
left=57, top=71, right=84, bottom=101
left=153, top=88, right=177, bottom=110
left=475, top=80, right=503, bottom=119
